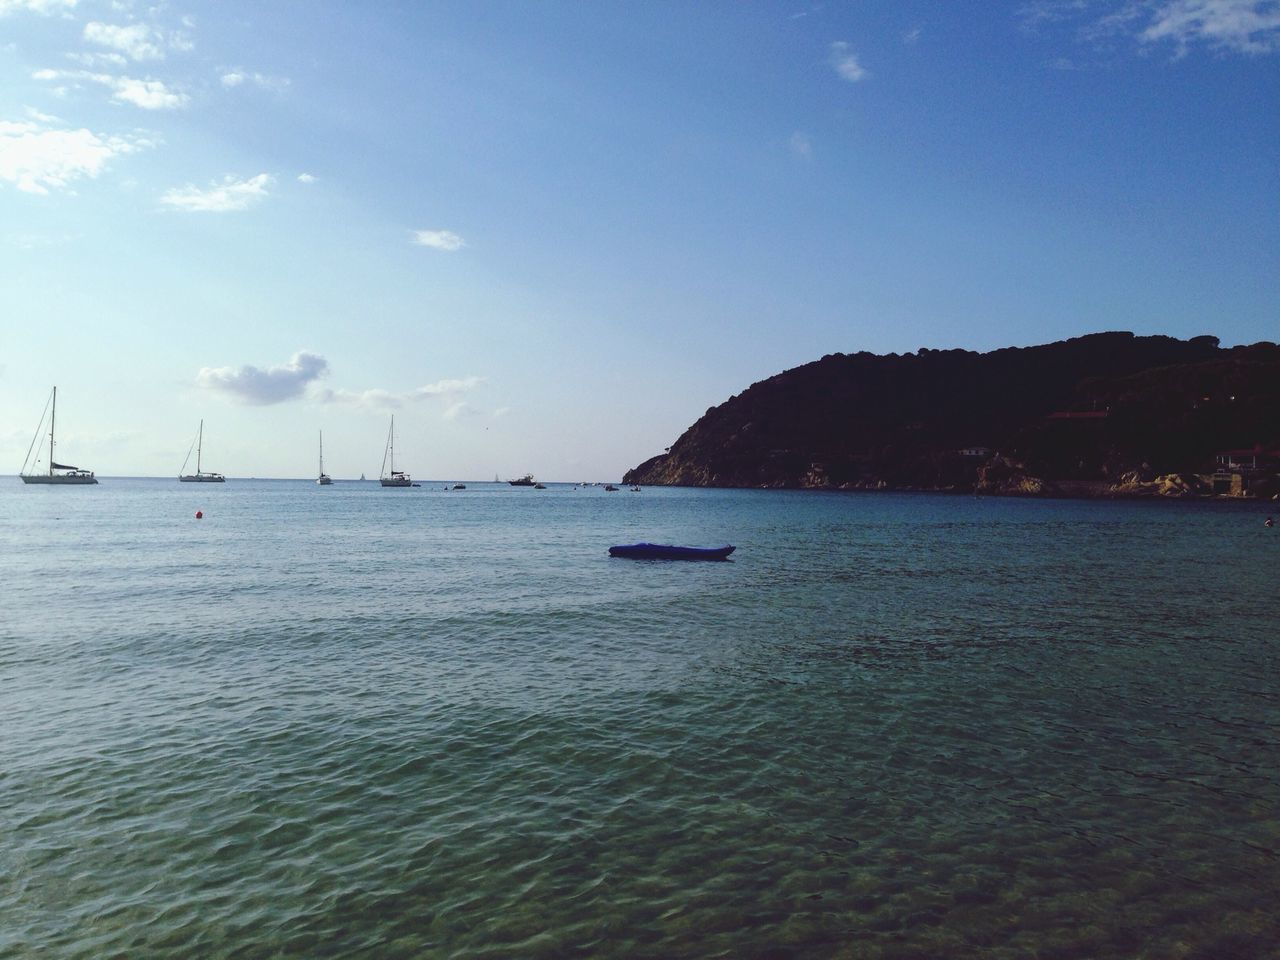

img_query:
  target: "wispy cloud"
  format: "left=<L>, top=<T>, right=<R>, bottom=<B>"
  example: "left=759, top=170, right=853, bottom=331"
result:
left=160, top=173, right=272, bottom=212
left=220, top=69, right=290, bottom=92
left=84, top=22, right=163, bottom=61
left=1019, top=1, right=1280, bottom=56
left=197, top=351, right=329, bottom=405
left=33, top=68, right=189, bottom=109
left=316, top=387, right=399, bottom=408
left=0, top=0, right=78, bottom=15
left=5, top=230, right=78, bottom=247
left=318, top=376, right=486, bottom=410
left=67, top=50, right=128, bottom=67
left=297, top=172, right=316, bottom=184
left=443, top=400, right=482, bottom=420
left=903, top=26, right=923, bottom=44
left=830, top=41, right=868, bottom=82
left=789, top=131, right=813, bottom=159
left=409, top=376, right=485, bottom=399
left=1141, top=0, right=1280, bottom=54
left=0, top=115, right=149, bottom=194
left=412, top=229, right=465, bottom=251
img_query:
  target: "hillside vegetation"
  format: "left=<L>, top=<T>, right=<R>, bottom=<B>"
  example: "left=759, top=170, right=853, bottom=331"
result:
left=623, top=333, right=1280, bottom=495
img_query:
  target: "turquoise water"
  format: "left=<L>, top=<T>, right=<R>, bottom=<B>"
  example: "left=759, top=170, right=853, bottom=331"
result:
left=2, top=480, right=1277, bottom=959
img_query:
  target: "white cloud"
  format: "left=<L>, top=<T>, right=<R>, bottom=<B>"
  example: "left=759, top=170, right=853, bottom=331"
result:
left=830, top=41, right=868, bottom=82
left=68, top=51, right=129, bottom=67
left=197, top=351, right=329, bottom=405
left=1021, top=1, right=1280, bottom=55
left=0, top=0, right=77, bottom=15
left=412, top=229, right=465, bottom=251
left=317, top=387, right=401, bottom=408
left=1141, top=0, right=1280, bottom=54
left=789, top=131, right=813, bottom=159
left=32, top=68, right=189, bottom=109
left=220, top=69, right=289, bottom=92
left=903, top=26, right=923, bottom=44
left=297, top=172, right=316, bottom=184
left=0, top=116, right=147, bottom=194
left=160, top=173, right=272, bottom=212
left=443, top=400, right=481, bottom=420
left=84, top=22, right=162, bottom=61
left=109, top=75, right=186, bottom=109
left=409, top=376, right=485, bottom=399
left=317, top=376, right=486, bottom=410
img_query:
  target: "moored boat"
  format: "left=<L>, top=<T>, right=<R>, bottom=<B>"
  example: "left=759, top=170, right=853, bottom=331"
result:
left=508, top=474, right=536, bottom=486
left=178, top=420, right=224, bottom=482
left=608, top=543, right=736, bottom=560
left=380, top=416, right=412, bottom=487
left=19, top=387, right=98, bottom=484
left=317, top=430, right=332, bottom=485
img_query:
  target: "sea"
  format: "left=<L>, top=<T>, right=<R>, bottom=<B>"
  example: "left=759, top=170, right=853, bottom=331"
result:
left=2, top=479, right=1277, bottom=960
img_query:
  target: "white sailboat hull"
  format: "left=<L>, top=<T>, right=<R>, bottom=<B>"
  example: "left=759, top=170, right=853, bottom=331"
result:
left=21, top=474, right=98, bottom=485
left=179, top=474, right=225, bottom=483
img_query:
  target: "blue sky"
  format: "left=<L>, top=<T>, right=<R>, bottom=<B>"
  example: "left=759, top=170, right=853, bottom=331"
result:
left=2, top=1, right=1277, bottom=480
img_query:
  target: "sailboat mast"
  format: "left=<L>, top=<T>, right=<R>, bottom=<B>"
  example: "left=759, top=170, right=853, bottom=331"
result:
left=197, top=420, right=203, bottom=474
left=49, top=386, right=56, bottom=476
left=319, top=430, right=324, bottom=475
left=389, top=417, right=395, bottom=473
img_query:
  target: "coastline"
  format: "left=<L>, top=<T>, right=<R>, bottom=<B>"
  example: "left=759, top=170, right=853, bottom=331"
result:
left=621, top=476, right=1279, bottom=502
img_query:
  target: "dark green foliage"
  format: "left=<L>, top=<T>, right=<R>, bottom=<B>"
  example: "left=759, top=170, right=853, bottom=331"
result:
left=624, top=333, right=1280, bottom=489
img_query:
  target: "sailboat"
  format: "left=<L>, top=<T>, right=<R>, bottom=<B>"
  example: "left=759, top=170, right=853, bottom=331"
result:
left=19, top=386, right=98, bottom=484
left=380, top=416, right=412, bottom=487
left=179, top=420, right=225, bottom=482
left=317, top=430, right=333, bottom=485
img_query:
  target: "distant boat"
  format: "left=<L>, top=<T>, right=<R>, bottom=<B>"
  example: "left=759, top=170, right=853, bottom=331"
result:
left=317, top=430, right=332, bottom=485
left=534, top=482, right=546, bottom=489
left=19, top=386, right=98, bottom=484
left=380, top=416, right=412, bottom=487
left=604, top=484, right=619, bottom=491
left=453, top=483, right=466, bottom=490
left=360, top=473, right=366, bottom=481
left=609, top=543, right=736, bottom=561
left=179, top=420, right=224, bottom=482
left=508, top=474, right=536, bottom=486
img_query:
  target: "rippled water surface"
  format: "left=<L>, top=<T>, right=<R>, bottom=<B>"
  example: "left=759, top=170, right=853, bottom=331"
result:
left=2, top=479, right=1277, bottom=959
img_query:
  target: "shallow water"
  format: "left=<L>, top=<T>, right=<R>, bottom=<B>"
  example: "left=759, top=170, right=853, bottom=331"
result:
left=2, top=480, right=1277, bottom=958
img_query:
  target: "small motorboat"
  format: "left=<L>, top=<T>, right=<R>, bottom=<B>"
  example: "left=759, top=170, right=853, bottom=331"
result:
left=608, top=543, right=735, bottom=561
left=603, top=484, right=619, bottom=491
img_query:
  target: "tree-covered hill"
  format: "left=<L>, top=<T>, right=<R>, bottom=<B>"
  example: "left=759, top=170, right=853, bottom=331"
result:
left=623, top=333, right=1280, bottom=494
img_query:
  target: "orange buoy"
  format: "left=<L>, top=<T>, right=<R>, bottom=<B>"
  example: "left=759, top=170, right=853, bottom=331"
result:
left=195, top=510, right=203, bottom=519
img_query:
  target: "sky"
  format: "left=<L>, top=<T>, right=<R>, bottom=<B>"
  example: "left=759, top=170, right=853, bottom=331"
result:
left=1, top=0, right=1277, bottom=480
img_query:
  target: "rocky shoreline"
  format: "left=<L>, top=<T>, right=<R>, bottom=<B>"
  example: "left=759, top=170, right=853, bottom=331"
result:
left=626, top=476, right=1276, bottom=501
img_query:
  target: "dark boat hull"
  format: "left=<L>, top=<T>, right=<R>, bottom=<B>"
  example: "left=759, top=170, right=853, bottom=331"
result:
left=608, top=543, right=735, bottom=561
